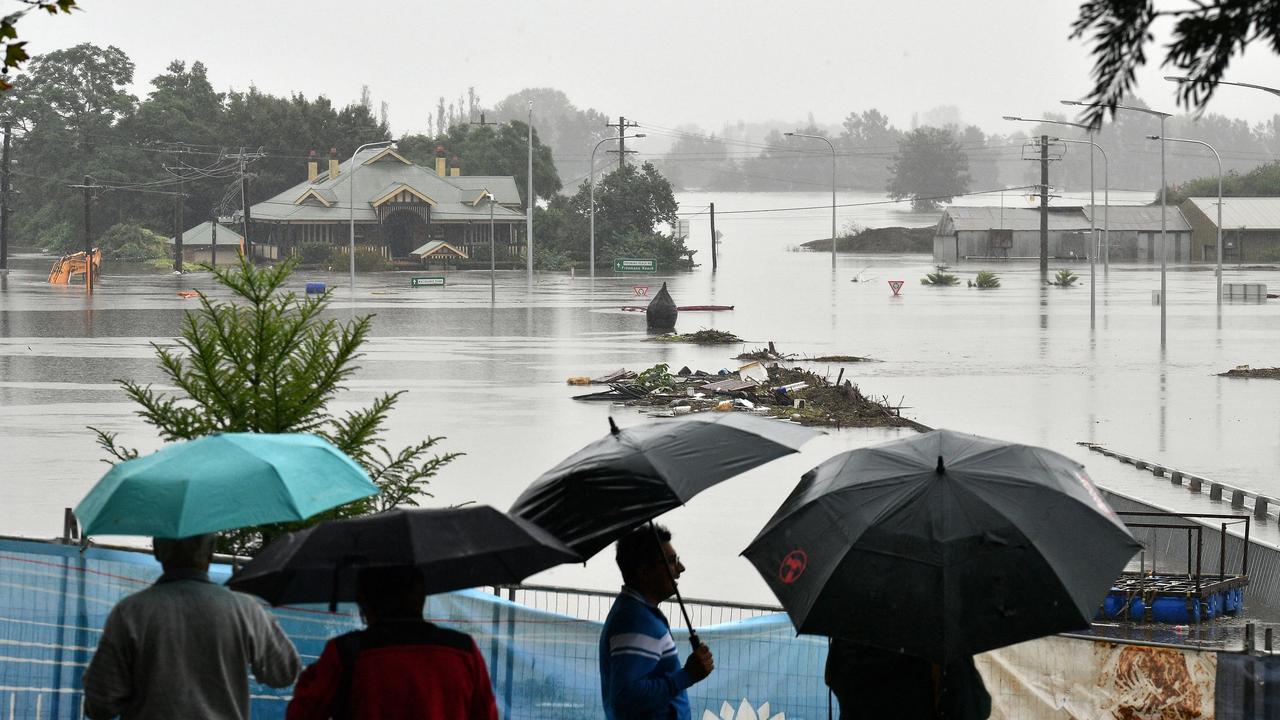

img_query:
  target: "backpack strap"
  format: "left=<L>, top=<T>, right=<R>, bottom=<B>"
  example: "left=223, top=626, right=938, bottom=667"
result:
left=331, top=631, right=364, bottom=720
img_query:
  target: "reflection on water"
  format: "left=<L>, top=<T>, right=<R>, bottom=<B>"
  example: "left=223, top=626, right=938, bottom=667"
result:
left=2, top=190, right=1279, bottom=603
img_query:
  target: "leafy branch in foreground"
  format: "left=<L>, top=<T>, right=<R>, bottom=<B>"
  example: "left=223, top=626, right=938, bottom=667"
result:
left=90, top=257, right=460, bottom=555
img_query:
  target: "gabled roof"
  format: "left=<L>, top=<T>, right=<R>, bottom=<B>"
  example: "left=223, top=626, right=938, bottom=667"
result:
left=250, top=146, right=524, bottom=224
left=1083, top=205, right=1190, bottom=232
left=295, top=187, right=338, bottom=207
left=371, top=182, right=436, bottom=207
left=168, top=221, right=245, bottom=246
left=1184, top=197, right=1280, bottom=230
left=410, top=240, right=469, bottom=259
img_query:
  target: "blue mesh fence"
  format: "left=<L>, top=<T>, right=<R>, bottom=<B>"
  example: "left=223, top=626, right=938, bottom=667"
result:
left=0, top=538, right=832, bottom=719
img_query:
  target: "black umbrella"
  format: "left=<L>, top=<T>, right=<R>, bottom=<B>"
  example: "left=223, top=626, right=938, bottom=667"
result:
left=742, top=429, right=1141, bottom=663
left=511, top=413, right=819, bottom=644
left=226, top=506, right=580, bottom=609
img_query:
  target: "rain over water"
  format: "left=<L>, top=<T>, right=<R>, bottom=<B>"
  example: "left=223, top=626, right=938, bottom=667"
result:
left=4, top=189, right=1278, bottom=605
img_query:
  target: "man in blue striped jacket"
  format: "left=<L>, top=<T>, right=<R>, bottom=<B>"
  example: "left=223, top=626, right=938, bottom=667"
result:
left=599, top=524, right=715, bottom=719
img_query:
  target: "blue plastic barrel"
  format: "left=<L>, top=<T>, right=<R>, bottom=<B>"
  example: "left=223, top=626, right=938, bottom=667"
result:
left=1129, top=597, right=1146, bottom=621
left=1099, top=594, right=1127, bottom=619
left=305, top=282, right=325, bottom=295
left=1151, top=597, right=1198, bottom=624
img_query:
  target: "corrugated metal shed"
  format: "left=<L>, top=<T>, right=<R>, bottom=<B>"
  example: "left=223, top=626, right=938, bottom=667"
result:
left=167, top=221, right=244, bottom=246
left=1185, top=197, right=1280, bottom=230
left=940, top=207, right=1091, bottom=232
left=1082, top=206, right=1190, bottom=232
left=251, top=147, right=523, bottom=224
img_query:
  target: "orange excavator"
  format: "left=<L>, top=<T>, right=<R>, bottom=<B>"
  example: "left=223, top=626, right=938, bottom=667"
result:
left=48, top=248, right=102, bottom=285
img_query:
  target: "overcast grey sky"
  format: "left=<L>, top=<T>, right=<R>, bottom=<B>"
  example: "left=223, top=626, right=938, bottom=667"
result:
left=20, top=0, right=1280, bottom=137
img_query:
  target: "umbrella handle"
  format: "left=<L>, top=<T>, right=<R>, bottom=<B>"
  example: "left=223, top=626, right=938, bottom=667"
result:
left=648, top=520, right=700, bottom=650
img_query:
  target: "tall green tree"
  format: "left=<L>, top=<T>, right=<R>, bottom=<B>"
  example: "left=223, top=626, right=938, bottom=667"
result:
left=93, top=258, right=459, bottom=555
left=887, top=127, right=970, bottom=211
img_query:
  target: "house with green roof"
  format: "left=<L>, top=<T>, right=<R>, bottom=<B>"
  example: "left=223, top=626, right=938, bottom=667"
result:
left=248, top=146, right=524, bottom=265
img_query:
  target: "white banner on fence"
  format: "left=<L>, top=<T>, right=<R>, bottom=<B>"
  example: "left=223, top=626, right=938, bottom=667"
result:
left=978, top=635, right=1217, bottom=719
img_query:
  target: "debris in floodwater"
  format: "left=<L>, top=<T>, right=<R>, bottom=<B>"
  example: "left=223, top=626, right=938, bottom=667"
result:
left=1220, top=365, right=1280, bottom=379
left=651, top=329, right=743, bottom=344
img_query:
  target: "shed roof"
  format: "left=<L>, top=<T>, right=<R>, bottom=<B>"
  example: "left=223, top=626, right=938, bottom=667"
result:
left=251, top=147, right=523, bottom=224
left=410, top=240, right=469, bottom=259
left=1082, top=205, right=1190, bottom=232
left=1184, top=197, right=1280, bottom=230
left=168, top=221, right=245, bottom=246
left=939, top=206, right=1091, bottom=232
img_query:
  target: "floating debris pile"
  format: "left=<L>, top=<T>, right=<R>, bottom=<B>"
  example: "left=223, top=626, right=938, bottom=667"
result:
left=570, top=361, right=924, bottom=430
left=651, top=329, right=743, bottom=344
left=1220, top=364, right=1280, bottom=379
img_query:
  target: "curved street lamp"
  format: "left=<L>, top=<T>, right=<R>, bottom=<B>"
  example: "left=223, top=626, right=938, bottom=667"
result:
left=1149, top=134, right=1223, bottom=307
left=785, top=131, right=837, bottom=270
left=1063, top=100, right=1172, bottom=349
left=349, top=140, right=394, bottom=307
left=589, top=134, right=645, bottom=280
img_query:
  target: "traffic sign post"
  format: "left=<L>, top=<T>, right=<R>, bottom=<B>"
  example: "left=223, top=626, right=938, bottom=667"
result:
left=633, top=285, right=650, bottom=297
left=613, top=258, right=657, bottom=273
left=411, top=276, right=446, bottom=287
left=888, top=280, right=904, bottom=296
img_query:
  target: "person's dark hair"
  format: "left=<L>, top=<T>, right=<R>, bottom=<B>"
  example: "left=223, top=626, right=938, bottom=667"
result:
left=152, top=534, right=216, bottom=569
left=615, top=524, right=671, bottom=583
left=356, top=566, right=427, bottom=622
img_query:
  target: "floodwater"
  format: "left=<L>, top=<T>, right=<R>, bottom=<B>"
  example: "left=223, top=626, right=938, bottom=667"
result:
left=3, top=189, right=1280, bottom=606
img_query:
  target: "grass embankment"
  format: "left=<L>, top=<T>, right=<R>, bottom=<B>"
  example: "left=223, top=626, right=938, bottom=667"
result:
left=801, top=226, right=933, bottom=253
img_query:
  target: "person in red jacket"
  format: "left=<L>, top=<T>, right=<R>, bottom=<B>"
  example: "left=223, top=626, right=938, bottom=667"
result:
left=286, top=566, right=498, bottom=720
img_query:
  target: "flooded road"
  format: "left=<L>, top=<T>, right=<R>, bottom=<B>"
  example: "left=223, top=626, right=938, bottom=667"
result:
left=3, top=190, right=1279, bottom=604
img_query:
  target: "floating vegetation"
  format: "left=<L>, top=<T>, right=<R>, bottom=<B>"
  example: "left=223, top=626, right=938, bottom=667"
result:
left=970, top=270, right=1001, bottom=289
left=1047, top=269, right=1079, bottom=287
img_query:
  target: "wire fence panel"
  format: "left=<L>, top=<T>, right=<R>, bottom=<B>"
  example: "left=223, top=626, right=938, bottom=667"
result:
left=0, top=538, right=831, bottom=719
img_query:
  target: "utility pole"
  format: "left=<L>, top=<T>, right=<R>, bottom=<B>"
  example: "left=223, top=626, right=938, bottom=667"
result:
left=173, top=179, right=184, bottom=273
left=710, top=202, right=717, bottom=273
left=225, top=147, right=264, bottom=260
left=1039, top=134, right=1049, bottom=275
left=526, top=101, right=534, bottom=285
left=605, top=116, right=639, bottom=172
left=0, top=119, right=10, bottom=274
left=209, top=209, right=217, bottom=268
left=83, top=175, right=93, bottom=294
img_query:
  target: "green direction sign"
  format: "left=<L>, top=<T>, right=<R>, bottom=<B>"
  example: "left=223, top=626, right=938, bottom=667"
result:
left=613, top=258, right=657, bottom=273
left=411, top=276, right=446, bottom=287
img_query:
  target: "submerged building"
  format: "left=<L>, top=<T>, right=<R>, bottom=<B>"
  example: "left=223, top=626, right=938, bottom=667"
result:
left=245, top=147, right=524, bottom=265
left=933, top=205, right=1192, bottom=264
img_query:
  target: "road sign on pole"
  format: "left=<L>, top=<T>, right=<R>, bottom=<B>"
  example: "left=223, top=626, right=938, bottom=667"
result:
left=411, top=276, right=446, bottom=287
left=888, top=280, right=904, bottom=296
left=613, top=258, right=657, bottom=273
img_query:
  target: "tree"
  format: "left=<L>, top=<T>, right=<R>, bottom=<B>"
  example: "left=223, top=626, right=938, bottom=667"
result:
left=887, top=127, right=970, bottom=211
left=92, top=258, right=459, bottom=555
left=537, top=162, right=692, bottom=270
left=1072, top=0, right=1280, bottom=126
left=398, top=121, right=560, bottom=207
left=0, top=0, right=77, bottom=91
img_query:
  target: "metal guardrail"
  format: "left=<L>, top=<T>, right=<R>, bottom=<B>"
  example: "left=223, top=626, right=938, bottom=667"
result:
left=491, top=583, right=784, bottom=631
left=1079, top=442, right=1280, bottom=522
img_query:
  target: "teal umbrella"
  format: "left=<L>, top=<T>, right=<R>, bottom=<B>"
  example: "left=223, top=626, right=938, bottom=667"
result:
left=75, top=433, right=378, bottom=538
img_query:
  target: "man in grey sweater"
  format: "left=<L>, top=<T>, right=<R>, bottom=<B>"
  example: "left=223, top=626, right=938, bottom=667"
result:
left=82, top=534, right=301, bottom=720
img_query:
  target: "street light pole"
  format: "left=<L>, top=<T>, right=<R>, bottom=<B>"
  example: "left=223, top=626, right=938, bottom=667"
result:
left=1063, top=100, right=1171, bottom=349
left=1150, top=134, right=1223, bottom=307
left=785, top=132, right=837, bottom=269
left=486, top=191, right=496, bottom=304
left=349, top=140, right=394, bottom=308
left=589, top=133, right=645, bottom=281
left=526, top=100, right=534, bottom=286
left=1050, top=135, right=1110, bottom=330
